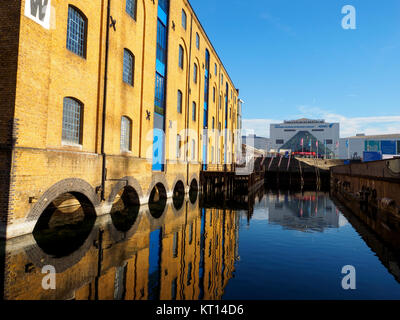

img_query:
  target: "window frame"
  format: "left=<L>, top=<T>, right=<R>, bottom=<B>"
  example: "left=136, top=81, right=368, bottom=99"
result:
left=213, top=87, right=216, bottom=103
left=192, top=101, right=196, bottom=121
left=176, top=134, right=182, bottom=159
left=120, top=116, right=132, bottom=153
left=196, top=33, right=200, bottom=49
left=66, top=5, right=88, bottom=58
left=178, top=45, right=184, bottom=69
left=192, top=139, right=196, bottom=160
left=62, top=97, right=84, bottom=146
left=193, top=63, right=197, bottom=84
left=177, top=90, right=183, bottom=113
left=182, top=9, right=187, bottom=30
left=123, top=48, right=135, bottom=86
left=125, top=0, right=137, bottom=20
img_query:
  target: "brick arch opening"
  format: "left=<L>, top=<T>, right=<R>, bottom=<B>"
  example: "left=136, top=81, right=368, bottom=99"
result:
left=107, top=176, right=144, bottom=205
left=148, top=182, right=167, bottom=219
left=107, top=208, right=147, bottom=243
left=189, top=176, right=199, bottom=204
left=25, top=179, right=99, bottom=258
left=110, top=185, right=140, bottom=233
left=172, top=180, right=185, bottom=211
left=27, top=178, right=100, bottom=223
left=24, top=225, right=99, bottom=274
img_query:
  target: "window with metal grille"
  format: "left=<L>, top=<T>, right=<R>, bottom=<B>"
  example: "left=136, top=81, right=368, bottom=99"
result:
left=154, top=72, right=165, bottom=115
left=123, top=49, right=134, bottom=85
left=62, top=97, right=83, bottom=145
left=126, top=0, right=136, bottom=19
left=176, top=134, right=181, bottom=158
left=182, top=9, right=187, bottom=29
left=177, top=90, right=182, bottom=113
left=196, top=33, right=200, bottom=49
left=192, top=102, right=196, bottom=121
left=179, top=45, right=184, bottom=69
left=120, top=116, right=132, bottom=152
left=193, top=63, right=197, bottom=83
left=156, top=19, right=167, bottom=64
left=66, top=6, right=87, bottom=58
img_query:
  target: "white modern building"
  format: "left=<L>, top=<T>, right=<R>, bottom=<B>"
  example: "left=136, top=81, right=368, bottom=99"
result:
left=339, top=133, right=400, bottom=160
left=269, top=119, right=340, bottom=157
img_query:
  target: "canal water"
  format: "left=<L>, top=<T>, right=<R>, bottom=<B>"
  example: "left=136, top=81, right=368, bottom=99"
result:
left=1, top=188, right=400, bottom=300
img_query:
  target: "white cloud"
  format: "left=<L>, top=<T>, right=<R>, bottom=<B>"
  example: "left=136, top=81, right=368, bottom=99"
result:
left=296, top=105, right=400, bottom=137
left=243, top=106, right=400, bottom=138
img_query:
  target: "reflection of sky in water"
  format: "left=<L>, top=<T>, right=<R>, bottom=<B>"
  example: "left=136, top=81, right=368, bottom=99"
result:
left=224, top=191, right=400, bottom=300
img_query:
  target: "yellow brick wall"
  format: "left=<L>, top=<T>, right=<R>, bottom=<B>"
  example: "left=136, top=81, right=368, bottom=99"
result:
left=5, top=0, right=240, bottom=236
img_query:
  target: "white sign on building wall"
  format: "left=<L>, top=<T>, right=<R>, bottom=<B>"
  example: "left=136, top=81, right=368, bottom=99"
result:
left=24, top=0, right=51, bottom=29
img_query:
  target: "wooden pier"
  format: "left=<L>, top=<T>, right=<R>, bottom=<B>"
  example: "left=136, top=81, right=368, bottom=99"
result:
left=200, top=157, right=266, bottom=198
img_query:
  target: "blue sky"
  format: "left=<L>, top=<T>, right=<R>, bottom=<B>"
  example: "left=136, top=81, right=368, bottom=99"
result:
left=190, top=0, right=400, bottom=137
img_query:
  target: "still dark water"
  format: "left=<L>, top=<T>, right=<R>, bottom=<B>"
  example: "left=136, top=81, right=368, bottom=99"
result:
left=2, top=189, right=400, bottom=300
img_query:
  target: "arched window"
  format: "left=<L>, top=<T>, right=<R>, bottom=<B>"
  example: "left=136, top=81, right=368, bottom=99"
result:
left=182, top=9, right=187, bottom=30
left=179, top=45, right=184, bottom=69
left=62, top=97, right=83, bottom=145
left=123, top=49, right=134, bottom=85
left=196, top=33, right=200, bottom=49
left=126, top=0, right=137, bottom=20
left=214, top=63, right=217, bottom=76
left=213, top=87, right=216, bottom=103
left=176, top=134, right=182, bottom=159
left=192, top=139, right=196, bottom=160
left=193, top=63, right=197, bottom=83
left=66, top=6, right=87, bottom=58
left=120, top=116, right=132, bottom=152
left=177, top=90, right=183, bottom=113
left=192, top=101, right=196, bottom=121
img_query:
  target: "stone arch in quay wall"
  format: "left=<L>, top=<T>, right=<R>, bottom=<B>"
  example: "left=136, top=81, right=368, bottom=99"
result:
left=26, top=178, right=101, bottom=223
left=171, top=174, right=186, bottom=194
left=146, top=173, right=170, bottom=201
left=189, top=173, right=199, bottom=190
left=107, top=176, right=144, bottom=205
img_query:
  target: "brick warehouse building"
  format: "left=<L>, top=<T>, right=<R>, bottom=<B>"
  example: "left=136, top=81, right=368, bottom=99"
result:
left=0, top=0, right=241, bottom=239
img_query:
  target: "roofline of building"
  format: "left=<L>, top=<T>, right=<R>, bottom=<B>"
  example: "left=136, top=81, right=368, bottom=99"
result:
left=186, top=0, right=238, bottom=92
left=341, top=134, right=400, bottom=139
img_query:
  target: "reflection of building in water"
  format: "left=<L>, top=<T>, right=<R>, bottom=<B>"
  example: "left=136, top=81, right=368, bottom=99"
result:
left=264, top=192, right=348, bottom=232
left=1, top=198, right=239, bottom=300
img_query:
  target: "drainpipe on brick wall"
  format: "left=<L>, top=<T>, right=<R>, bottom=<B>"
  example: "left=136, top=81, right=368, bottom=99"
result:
left=101, top=0, right=112, bottom=201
